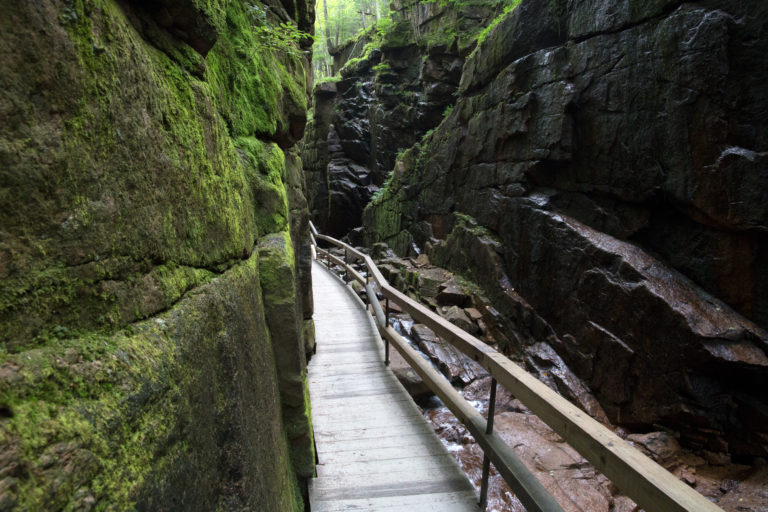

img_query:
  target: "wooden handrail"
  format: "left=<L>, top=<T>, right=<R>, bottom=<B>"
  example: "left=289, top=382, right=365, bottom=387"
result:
left=309, top=222, right=724, bottom=512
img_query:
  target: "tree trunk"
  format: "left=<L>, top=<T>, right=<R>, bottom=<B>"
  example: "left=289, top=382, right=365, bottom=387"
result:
left=335, top=1, right=341, bottom=47
left=374, top=0, right=381, bottom=21
left=324, top=39, right=332, bottom=76
left=322, top=0, right=333, bottom=52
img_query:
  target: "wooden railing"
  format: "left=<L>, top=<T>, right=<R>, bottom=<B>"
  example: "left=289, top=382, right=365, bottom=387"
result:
left=309, top=222, right=724, bottom=512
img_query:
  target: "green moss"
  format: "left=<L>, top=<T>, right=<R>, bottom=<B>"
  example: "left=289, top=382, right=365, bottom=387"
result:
left=285, top=376, right=315, bottom=477
left=1, top=0, right=316, bottom=348
left=372, top=61, right=391, bottom=73
left=2, top=0, right=313, bottom=509
left=1, top=252, right=308, bottom=510
left=339, top=56, right=369, bottom=77
left=256, top=232, right=314, bottom=481
left=421, top=24, right=457, bottom=49
left=453, top=212, right=501, bottom=241
left=154, top=264, right=214, bottom=304
left=469, top=0, right=522, bottom=59
left=192, top=0, right=229, bottom=33
left=258, top=231, right=296, bottom=305
left=0, top=0, right=270, bottom=344
left=235, top=137, right=291, bottom=236
left=206, top=1, right=307, bottom=138
left=381, top=20, right=413, bottom=49
left=316, top=75, right=341, bottom=84
left=1, top=324, right=171, bottom=510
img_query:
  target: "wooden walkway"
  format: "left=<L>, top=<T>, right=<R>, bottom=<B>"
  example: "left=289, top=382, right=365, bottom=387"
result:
left=308, top=260, right=478, bottom=511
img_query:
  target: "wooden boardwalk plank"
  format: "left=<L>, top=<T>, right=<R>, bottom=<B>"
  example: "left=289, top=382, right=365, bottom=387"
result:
left=309, top=490, right=479, bottom=512
left=309, top=260, right=477, bottom=511
left=316, top=453, right=465, bottom=478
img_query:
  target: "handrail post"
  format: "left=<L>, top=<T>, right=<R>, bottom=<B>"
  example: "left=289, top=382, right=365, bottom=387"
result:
left=344, top=248, right=349, bottom=283
left=384, top=297, right=390, bottom=366
left=487, top=377, right=497, bottom=434
left=479, top=378, right=498, bottom=510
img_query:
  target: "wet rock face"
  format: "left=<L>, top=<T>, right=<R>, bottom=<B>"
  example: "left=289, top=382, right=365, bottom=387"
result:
left=411, top=323, right=487, bottom=386
left=428, top=210, right=768, bottom=456
left=458, top=0, right=768, bottom=326
left=364, top=0, right=768, bottom=457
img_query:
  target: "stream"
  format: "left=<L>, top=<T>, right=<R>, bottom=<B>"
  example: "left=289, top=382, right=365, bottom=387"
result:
left=391, top=317, right=523, bottom=511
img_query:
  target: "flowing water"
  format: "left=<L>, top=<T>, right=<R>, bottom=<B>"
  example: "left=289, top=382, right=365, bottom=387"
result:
left=391, top=316, right=523, bottom=511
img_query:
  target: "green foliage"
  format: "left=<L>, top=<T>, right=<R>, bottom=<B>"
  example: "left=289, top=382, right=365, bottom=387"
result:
left=375, top=16, right=393, bottom=39
left=370, top=170, right=394, bottom=203
left=338, top=26, right=373, bottom=49
left=443, top=104, right=454, bottom=117
left=248, top=4, right=313, bottom=58
left=207, top=1, right=308, bottom=138
left=312, top=0, right=389, bottom=80
left=317, top=75, right=342, bottom=84
left=372, top=61, right=391, bottom=73
left=475, top=0, right=522, bottom=48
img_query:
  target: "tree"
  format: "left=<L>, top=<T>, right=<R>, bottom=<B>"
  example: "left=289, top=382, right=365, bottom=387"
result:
left=312, top=0, right=388, bottom=80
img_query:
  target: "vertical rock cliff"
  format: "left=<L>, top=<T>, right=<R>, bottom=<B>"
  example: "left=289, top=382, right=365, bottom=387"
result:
left=359, top=0, right=768, bottom=458
left=302, top=0, right=504, bottom=238
left=0, top=0, right=315, bottom=509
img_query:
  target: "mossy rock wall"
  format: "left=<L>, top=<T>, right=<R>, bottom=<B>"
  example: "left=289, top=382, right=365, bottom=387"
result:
left=0, top=254, right=304, bottom=511
left=0, top=0, right=314, bottom=509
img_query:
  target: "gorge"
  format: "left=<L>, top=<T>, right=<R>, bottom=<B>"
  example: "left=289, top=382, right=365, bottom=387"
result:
left=303, top=0, right=768, bottom=508
left=0, top=0, right=766, bottom=509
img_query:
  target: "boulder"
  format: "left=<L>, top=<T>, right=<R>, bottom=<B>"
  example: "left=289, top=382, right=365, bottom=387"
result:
left=410, top=323, right=486, bottom=385
left=465, top=308, right=483, bottom=322
left=627, top=432, right=683, bottom=464
left=416, top=267, right=453, bottom=298
left=441, top=306, right=479, bottom=335
left=389, top=350, right=433, bottom=402
left=436, top=279, right=472, bottom=307
left=410, top=323, right=441, bottom=345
